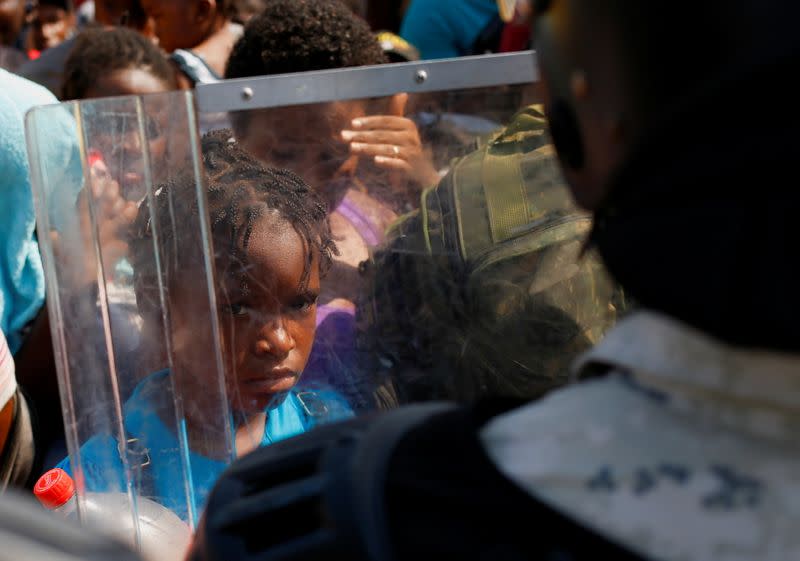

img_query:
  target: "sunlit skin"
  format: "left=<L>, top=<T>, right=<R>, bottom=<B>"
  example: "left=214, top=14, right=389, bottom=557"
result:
left=236, top=102, right=405, bottom=227
left=169, top=212, right=320, bottom=458
left=140, top=0, right=241, bottom=87
left=140, top=0, right=211, bottom=53
left=238, top=102, right=398, bottom=309
left=238, top=103, right=361, bottom=208
left=239, top=95, right=437, bottom=208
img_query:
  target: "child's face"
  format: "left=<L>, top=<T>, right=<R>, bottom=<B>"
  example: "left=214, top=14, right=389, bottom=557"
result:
left=170, top=212, right=320, bottom=416
left=220, top=213, right=320, bottom=414
left=238, top=102, right=364, bottom=206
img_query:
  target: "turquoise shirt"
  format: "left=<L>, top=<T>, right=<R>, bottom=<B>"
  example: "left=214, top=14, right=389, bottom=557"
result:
left=58, top=370, right=353, bottom=521
left=400, top=0, right=499, bottom=60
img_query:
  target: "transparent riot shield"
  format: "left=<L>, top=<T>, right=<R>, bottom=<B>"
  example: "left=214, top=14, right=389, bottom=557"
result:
left=26, top=91, right=232, bottom=552
left=193, top=52, right=624, bottom=410
left=25, top=52, right=624, bottom=559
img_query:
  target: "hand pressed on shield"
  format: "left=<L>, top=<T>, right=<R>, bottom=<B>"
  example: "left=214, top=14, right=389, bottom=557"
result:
left=89, top=160, right=139, bottom=267
left=51, top=158, right=138, bottom=287
left=341, top=93, right=440, bottom=189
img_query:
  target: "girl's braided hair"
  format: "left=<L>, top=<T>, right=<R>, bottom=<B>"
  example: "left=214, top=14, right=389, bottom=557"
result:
left=130, top=129, right=336, bottom=321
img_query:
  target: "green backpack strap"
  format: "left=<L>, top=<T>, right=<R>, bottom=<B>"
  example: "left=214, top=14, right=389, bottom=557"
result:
left=445, top=105, right=568, bottom=263
left=359, top=105, right=623, bottom=404
left=482, top=147, right=529, bottom=246
left=483, top=105, right=560, bottom=242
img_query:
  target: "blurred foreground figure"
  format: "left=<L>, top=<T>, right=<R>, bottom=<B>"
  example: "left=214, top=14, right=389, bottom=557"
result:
left=191, top=1, right=800, bottom=559
left=0, top=69, right=71, bottom=468
left=0, top=330, right=34, bottom=489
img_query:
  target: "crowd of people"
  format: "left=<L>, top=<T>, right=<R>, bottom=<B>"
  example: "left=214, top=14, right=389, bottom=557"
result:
left=0, top=0, right=533, bottom=89
left=0, top=0, right=541, bottom=497
left=1, top=0, right=798, bottom=560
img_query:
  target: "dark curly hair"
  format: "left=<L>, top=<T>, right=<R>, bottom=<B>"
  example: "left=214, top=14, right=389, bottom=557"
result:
left=61, top=27, right=176, bottom=100
left=225, top=0, right=386, bottom=79
left=130, top=130, right=337, bottom=323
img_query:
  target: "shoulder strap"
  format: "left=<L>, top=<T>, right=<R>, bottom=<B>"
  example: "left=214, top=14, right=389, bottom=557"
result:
left=384, top=404, right=654, bottom=561
left=170, top=49, right=221, bottom=85
left=441, top=104, right=568, bottom=263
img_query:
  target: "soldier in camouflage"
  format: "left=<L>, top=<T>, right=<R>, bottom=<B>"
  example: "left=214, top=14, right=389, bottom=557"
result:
left=359, top=104, right=623, bottom=406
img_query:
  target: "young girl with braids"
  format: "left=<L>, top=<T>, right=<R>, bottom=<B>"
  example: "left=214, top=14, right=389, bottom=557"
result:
left=225, top=0, right=440, bottom=410
left=54, top=131, right=352, bottom=521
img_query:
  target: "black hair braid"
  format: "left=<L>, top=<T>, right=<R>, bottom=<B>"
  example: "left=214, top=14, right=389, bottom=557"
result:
left=130, top=130, right=337, bottom=321
left=61, top=26, right=176, bottom=100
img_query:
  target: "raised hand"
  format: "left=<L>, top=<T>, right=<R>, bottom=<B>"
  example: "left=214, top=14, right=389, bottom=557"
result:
left=341, top=93, right=440, bottom=189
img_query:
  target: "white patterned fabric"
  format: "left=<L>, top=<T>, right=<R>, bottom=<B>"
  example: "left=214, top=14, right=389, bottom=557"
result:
left=0, top=331, right=15, bottom=408
left=482, top=311, right=800, bottom=561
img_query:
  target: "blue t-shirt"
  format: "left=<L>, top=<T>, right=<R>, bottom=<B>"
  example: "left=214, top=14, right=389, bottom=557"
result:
left=58, top=370, right=353, bottom=521
left=400, top=0, right=499, bottom=60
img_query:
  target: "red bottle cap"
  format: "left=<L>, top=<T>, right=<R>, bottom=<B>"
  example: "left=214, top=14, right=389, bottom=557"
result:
left=87, top=150, right=104, bottom=168
left=34, top=468, right=75, bottom=509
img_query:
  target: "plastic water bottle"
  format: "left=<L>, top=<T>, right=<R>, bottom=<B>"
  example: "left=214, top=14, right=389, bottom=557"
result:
left=35, top=468, right=192, bottom=561
left=34, top=467, right=79, bottom=515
